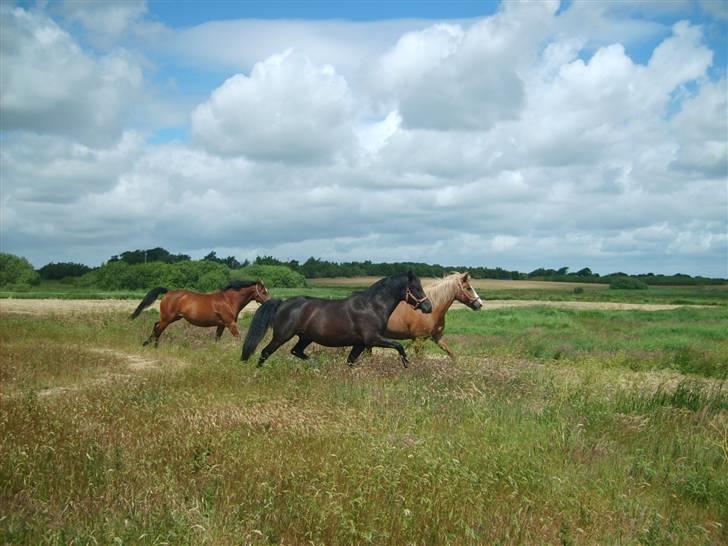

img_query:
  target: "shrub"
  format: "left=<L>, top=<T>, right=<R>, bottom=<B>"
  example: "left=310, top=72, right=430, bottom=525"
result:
left=232, top=264, right=306, bottom=288
left=573, top=287, right=584, bottom=294
left=609, top=276, right=648, bottom=290
left=78, top=260, right=231, bottom=291
left=0, top=253, right=40, bottom=288
left=38, top=262, right=92, bottom=280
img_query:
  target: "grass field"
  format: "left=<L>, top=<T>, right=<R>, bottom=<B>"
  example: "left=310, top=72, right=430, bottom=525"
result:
left=1, top=288, right=726, bottom=545
left=3, top=278, right=727, bottom=306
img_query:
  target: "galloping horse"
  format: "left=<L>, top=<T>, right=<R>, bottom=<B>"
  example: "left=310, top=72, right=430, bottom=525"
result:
left=130, top=280, right=270, bottom=346
left=384, top=272, right=482, bottom=359
left=241, top=271, right=432, bottom=367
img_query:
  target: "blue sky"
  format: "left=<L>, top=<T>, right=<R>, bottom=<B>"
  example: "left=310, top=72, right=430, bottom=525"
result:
left=2, top=0, right=727, bottom=276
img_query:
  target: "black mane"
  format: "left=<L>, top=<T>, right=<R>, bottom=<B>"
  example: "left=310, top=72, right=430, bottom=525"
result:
left=222, top=279, right=256, bottom=291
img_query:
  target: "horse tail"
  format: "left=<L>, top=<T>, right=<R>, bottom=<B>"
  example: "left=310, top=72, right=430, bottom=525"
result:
left=242, top=298, right=282, bottom=361
left=129, top=287, right=168, bottom=319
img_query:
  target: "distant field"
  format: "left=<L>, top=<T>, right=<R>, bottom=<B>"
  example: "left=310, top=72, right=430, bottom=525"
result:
left=308, top=276, right=611, bottom=290
left=3, top=277, right=727, bottom=307
left=1, top=296, right=726, bottom=544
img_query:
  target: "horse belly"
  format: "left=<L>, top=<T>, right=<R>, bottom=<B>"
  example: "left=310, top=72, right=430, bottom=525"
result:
left=386, top=303, right=431, bottom=339
left=298, top=304, right=362, bottom=347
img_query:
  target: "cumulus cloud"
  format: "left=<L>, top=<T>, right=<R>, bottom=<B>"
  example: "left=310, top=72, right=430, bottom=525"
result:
left=57, top=0, right=148, bottom=49
left=365, top=2, right=562, bottom=130
left=0, top=1, right=725, bottom=276
left=0, top=5, right=144, bottom=146
left=191, top=50, right=355, bottom=162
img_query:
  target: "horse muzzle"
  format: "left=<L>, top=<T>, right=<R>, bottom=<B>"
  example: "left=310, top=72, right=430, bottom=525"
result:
left=419, top=299, right=433, bottom=314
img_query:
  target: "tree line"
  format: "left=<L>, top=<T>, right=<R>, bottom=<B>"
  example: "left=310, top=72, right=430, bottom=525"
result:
left=1, top=248, right=725, bottom=291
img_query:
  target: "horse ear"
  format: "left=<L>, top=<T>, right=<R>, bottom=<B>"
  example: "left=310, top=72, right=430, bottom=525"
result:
left=463, top=272, right=470, bottom=281
left=407, top=269, right=415, bottom=282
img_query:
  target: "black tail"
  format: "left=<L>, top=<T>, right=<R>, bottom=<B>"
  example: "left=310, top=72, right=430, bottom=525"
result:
left=242, top=299, right=282, bottom=361
left=129, top=287, right=168, bottom=319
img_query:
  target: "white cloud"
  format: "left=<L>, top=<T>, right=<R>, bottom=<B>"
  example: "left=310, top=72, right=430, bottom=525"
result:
left=0, top=6, right=144, bottom=146
left=57, top=0, right=148, bottom=49
left=1, top=2, right=726, bottom=277
left=191, top=50, right=355, bottom=162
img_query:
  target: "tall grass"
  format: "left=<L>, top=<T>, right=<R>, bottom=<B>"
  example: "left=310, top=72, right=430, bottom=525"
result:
left=1, top=307, right=726, bottom=544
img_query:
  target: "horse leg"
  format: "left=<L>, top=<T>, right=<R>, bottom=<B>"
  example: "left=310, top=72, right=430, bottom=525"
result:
left=214, top=309, right=239, bottom=339
left=290, top=336, right=313, bottom=360
left=142, top=322, right=160, bottom=346
left=215, top=325, right=225, bottom=342
left=411, top=338, right=427, bottom=358
left=257, top=332, right=294, bottom=367
left=368, top=336, right=409, bottom=368
left=147, top=316, right=182, bottom=347
left=433, top=335, right=456, bottom=360
left=226, top=322, right=240, bottom=338
left=346, top=344, right=366, bottom=366
left=432, top=323, right=455, bottom=360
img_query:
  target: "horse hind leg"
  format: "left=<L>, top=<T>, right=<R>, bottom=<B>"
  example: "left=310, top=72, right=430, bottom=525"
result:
left=142, top=321, right=160, bottom=347
left=143, top=317, right=178, bottom=348
left=290, top=336, right=313, bottom=360
left=257, top=331, right=294, bottom=367
left=215, top=325, right=225, bottom=341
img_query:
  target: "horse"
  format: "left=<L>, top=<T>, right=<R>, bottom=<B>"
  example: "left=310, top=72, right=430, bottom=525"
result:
left=383, top=272, right=482, bottom=359
left=130, top=279, right=270, bottom=347
left=241, top=271, right=432, bottom=368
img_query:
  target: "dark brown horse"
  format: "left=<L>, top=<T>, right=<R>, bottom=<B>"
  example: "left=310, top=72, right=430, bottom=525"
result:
left=241, top=271, right=432, bottom=367
left=130, top=280, right=270, bottom=346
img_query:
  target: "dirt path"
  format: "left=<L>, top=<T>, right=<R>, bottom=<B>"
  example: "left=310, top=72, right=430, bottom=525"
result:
left=0, top=298, right=696, bottom=315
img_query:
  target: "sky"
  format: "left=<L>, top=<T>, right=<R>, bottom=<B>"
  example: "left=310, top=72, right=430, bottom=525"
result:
left=1, top=0, right=727, bottom=277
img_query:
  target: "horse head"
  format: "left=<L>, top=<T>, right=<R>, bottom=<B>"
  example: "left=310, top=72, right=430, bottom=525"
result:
left=253, top=280, right=271, bottom=304
left=455, top=273, right=482, bottom=310
left=404, top=270, right=433, bottom=313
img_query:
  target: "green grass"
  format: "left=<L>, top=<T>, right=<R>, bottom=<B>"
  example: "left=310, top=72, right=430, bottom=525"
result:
left=478, top=285, right=728, bottom=306
left=441, top=306, right=728, bottom=378
left=1, top=306, right=727, bottom=545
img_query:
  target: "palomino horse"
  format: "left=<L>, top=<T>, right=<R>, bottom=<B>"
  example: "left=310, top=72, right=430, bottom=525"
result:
left=130, top=280, right=270, bottom=346
left=384, top=272, right=482, bottom=359
left=241, top=271, right=432, bottom=367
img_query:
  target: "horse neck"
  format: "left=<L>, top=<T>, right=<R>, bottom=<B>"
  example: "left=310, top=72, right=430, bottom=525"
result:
left=370, top=276, right=408, bottom=317
left=426, top=278, right=458, bottom=321
left=225, top=287, right=254, bottom=311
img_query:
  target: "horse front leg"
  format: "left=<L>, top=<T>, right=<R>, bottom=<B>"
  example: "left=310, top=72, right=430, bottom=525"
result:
left=346, top=344, right=366, bottom=366
left=215, top=325, right=225, bottom=341
left=368, top=336, right=409, bottom=368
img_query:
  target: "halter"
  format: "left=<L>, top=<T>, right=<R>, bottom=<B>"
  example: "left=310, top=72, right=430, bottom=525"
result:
left=254, top=284, right=267, bottom=301
left=458, top=280, right=482, bottom=306
left=404, top=287, right=430, bottom=309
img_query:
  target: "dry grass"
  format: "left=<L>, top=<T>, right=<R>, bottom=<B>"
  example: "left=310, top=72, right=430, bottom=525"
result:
left=1, top=307, right=726, bottom=545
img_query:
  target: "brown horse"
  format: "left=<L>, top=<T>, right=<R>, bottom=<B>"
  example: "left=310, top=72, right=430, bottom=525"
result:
left=383, top=272, right=482, bottom=359
left=130, top=280, right=270, bottom=346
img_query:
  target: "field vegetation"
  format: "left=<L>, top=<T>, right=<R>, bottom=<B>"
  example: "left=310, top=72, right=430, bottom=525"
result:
left=1, top=285, right=726, bottom=544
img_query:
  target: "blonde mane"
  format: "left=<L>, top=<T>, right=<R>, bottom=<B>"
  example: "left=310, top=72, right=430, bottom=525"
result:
left=425, top=273, right=463, bottom=308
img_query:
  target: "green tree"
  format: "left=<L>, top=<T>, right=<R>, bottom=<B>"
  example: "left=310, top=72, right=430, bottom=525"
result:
left=0, top=253, right=41, bottom=288
left=38, top=262, right=92, bottom=280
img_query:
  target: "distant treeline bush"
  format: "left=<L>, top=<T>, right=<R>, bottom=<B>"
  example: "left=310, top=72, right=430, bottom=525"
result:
left=1, top=248, right=725, bottom=291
